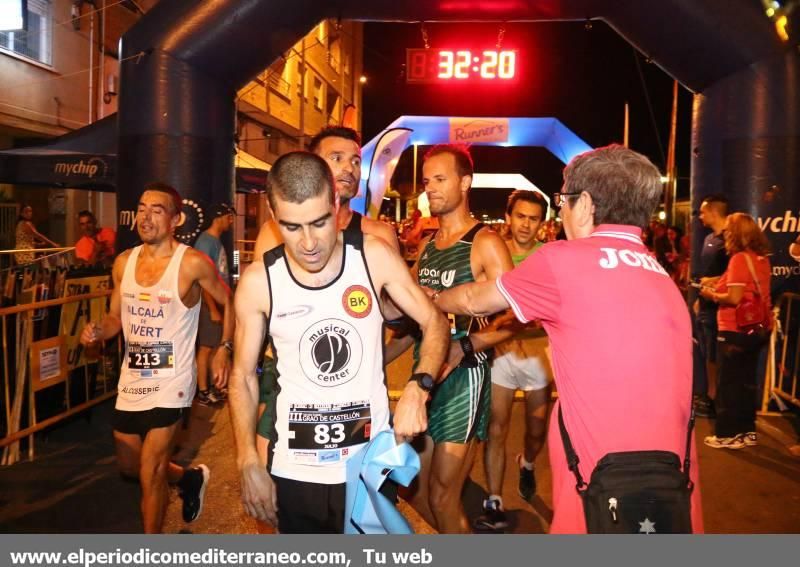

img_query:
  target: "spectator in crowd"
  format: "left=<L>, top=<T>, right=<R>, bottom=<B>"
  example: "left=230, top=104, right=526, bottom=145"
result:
left=692, top=195, right=730, bottom=418
left=193, top=203, right=235, bottom=405
left=655, top=225, right=683, bottom=276
left=15, top=204, right=59, bottom=265
left=431, top=145, right=703, bottom=533
left=700, top=213, right=772, bottom=449
left=675, top=230, right=691, bottom=293
left=74, top=210, right=116, bottom=268
left=399, top=208, right=424, bottom=259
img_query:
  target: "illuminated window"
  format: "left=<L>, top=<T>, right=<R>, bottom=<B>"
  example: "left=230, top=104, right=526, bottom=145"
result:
left=0, top=0, right=52, bottom=65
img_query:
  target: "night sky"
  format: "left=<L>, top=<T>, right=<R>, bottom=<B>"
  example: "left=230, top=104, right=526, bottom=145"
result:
left=361, top=21, right=693, bottom=219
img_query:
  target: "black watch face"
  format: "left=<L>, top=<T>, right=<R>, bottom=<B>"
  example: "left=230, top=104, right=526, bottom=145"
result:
left=417, top=373, right=435, bottom=391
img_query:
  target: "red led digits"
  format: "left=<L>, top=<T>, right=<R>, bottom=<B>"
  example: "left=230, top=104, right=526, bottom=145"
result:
left=498, top=50, right=515, bottom=79
left=407, top=48, right=517, bottom=83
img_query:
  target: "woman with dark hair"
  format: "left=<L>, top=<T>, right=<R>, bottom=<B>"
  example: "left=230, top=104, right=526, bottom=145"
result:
left=700, top=212, right=771, bottom=449
left=14, top=204, right=59, bottom=265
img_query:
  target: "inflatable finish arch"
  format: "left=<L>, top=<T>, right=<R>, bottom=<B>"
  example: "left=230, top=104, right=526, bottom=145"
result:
left=353, top=115, right=592, bottom=215
left=117, top=0, right=798, bottom=290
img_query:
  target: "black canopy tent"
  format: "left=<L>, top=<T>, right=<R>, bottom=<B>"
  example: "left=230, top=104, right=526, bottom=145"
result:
left=0, top=114, right=268, bottom=193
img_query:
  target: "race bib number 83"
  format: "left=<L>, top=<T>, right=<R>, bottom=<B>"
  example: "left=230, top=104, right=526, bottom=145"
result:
left=287, top=401, right=371, bottom=462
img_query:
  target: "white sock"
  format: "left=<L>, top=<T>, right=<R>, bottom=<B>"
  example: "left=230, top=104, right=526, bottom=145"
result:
left=486, top=495, right=504, bottom=510
left=520, top=457, right=534, bottom=470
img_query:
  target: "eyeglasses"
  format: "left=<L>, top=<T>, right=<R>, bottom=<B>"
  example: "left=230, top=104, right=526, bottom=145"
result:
left=553, top=192, right=583, bottom=208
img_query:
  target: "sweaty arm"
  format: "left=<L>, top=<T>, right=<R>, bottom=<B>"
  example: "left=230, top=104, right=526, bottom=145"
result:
left=439, top=227, right=515, bottom=370
left=700, top=283, right=744, bottom=306
left=186, top=250, right=234, bottom=386
left=229, top=262, right=278, bottom=525
left=79, top=252, right=126, bottom=346
left=362, top=216, right=401, bottom=252
left=365, top=236, right=449, bottom=438
left=435, top=279, right=510, bottom=318
left=382, top=233, right=435, bottom=364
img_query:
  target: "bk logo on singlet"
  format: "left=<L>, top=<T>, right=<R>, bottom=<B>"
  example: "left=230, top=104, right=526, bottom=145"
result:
left=342, top=285, right=372, bottom=318
left=300, top=318, right=363, bottom=387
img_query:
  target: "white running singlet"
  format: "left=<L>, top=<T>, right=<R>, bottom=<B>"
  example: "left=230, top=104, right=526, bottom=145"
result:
left=116, top=244, right=200, bottom=411
left=265, top=230, right=389, bottom=484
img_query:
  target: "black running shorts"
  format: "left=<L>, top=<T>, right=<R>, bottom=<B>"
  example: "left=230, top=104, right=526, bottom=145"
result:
left=112, top=407, right=185, bottom=438
left=272, top=476, right=345, bottom=534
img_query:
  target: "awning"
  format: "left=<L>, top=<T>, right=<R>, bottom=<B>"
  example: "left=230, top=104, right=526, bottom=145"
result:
left=0, top=114, right=268, bottom=193
left=0, top=115, right=117, bottom=190
left=234, top=149, right=269, bottom=193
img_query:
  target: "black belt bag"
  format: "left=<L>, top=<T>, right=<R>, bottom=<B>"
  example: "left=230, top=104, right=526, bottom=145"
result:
left=558, top=407, right=695, bottom=534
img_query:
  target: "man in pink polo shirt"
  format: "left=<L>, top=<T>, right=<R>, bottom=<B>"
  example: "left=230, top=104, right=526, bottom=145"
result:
left=434, top=145, right=703, bottom=533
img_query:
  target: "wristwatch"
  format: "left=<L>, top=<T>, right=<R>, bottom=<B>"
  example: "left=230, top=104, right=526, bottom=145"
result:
left=408, top=372, right=435, bottom=393
left=220, top=340, right=233, bottom=353
left=459, top=336, right=479, bottom=368
left=459, top=336, right=475, bottom=358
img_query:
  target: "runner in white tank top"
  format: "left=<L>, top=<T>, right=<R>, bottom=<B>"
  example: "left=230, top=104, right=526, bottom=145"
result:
left=80, top=184, right=233, bottom=533
left=265, top=228, right=390, bottom=485
left=117, top=243, right=200, bottom=410
left=230, top=152, right=449, bottom=533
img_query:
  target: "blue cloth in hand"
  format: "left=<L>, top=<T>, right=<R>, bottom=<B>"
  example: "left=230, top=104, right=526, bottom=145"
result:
left=344, top=430, right=420, bottom=534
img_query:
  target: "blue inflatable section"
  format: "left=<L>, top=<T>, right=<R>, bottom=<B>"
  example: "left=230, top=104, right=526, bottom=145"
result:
left=352, top=115, right=592, bottom=215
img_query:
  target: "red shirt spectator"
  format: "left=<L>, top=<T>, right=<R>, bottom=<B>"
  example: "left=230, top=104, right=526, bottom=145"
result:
left=75, top=211, right=116, bottom=266
left=715, top=251, right=771, bottom=332
left=497, top=225, right=702, bottom=532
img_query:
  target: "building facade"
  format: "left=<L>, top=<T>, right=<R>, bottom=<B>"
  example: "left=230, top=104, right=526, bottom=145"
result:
left=0, top=1, right=363, bottom=252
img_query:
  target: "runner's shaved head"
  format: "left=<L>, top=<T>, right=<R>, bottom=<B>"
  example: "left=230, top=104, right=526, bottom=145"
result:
left=267, top=151, right=335, bottom=210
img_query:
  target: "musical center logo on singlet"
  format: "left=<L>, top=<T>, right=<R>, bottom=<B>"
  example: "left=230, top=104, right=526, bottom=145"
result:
left=342, top=285, right=372, bottom=318
left=299, top=318, right=363, bottom=387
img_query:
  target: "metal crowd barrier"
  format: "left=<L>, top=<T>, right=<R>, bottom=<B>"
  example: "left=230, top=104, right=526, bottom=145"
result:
left=769, top=292, right=800, bottom=411
left=0, top=290, right=121, bottom=466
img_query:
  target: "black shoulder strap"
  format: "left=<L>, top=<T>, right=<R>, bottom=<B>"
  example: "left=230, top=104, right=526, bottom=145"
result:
left=683, top=407, right=696, bottom=487
left=262, top=243, right=284, bottom=268
left=344, top=211, right=362, bottom=236
left=344, top=217, right=364, bottom=251
left=262, top=244, right=285, bottom=331
left=460, top=222, right=486, bottom=243
left=557, top=405, right=587, bottom=494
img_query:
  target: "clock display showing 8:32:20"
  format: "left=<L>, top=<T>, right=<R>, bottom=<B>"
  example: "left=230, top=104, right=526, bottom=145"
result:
left=405, top=48, right=518, bottom=83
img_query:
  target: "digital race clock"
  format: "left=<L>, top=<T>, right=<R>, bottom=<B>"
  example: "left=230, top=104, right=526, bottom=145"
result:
left=406, top=48, right=518, bottom=84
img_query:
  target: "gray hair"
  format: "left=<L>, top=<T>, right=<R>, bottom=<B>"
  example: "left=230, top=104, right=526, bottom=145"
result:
left=563, top=144, right=662, bottom=229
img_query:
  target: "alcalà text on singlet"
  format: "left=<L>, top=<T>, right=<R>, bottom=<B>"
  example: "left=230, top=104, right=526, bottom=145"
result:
left=598, top=248, right=668, bottom=275
left=307, top=323, right=350, bottom=342
left=129, top=324, right=164, bottom=338
left=126, top=304, right=165, bottom=318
